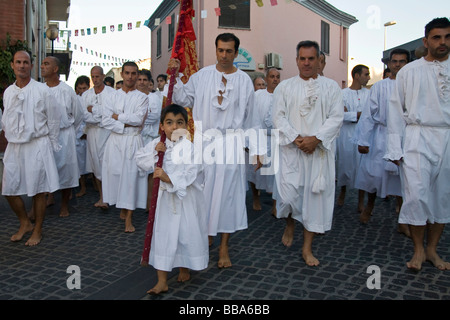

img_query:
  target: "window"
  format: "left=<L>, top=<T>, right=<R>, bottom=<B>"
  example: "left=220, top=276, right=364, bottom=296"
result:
left=219, top=0, right=250, bottom=29
left=321, top=21, right=330, bottom=55
left=168, top=13, right=175, bottom=50
left=156, top=27, right=162, bottom=58
left=339, top=26, right=348, bottom=61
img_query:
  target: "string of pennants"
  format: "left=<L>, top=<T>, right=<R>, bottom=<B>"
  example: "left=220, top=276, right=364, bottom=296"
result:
left=69, top=41, right=131, bottom=65
left=64, top=0, right=295, bottom=33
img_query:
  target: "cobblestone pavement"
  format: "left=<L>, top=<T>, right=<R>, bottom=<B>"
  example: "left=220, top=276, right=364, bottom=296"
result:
left=1, top=177, right=449, bottom=301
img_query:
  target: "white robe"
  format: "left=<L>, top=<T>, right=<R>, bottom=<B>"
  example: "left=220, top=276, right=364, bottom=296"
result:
left=336, top=87, right=370, bottom=188
left=135, top=137, right=208, bottom=271
left=172, top=64, right=260, bottom=236
left=1, top=79, right=61, bottom=196
left=354, top=78, right=402, bottom=198
left=246, top=88, right=275, bottom=193
left=385, top=57, right=450, bottom=225
left=75, top=95, right=87, bottom=176
left=141, top=91, right=163, bottom=147
left=82, top=85, right=115, bottom=180
left=48, top=81, right=84, bottom=189
left=272, top=75, right=343, bottom=233
left=101, top=89, right=148, bottom=210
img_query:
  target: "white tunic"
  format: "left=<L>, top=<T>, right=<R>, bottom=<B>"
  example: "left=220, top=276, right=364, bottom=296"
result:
left=385, top=57, right=450, bottom=225
left=272, top=75, right=343, bottom=233
left=101, top=89, right=148, bottom=210
left=247, top=88, right=275, bottom=193
left=354, top=78, right=402, bottom=198
left=82, top=85, right=115, bottom=180
left=2, top=79, right=60, bottom=196
left=48, top=82, right=83, bottom=189
left=141, top=91, right=163, bottom=147
left=173, top=65, right=260, bottom=235
left=75, top=95, right=88, bottom=175
left=135, top=137, right=208, bottom=271
left=336, top=87, right=370, bottom=189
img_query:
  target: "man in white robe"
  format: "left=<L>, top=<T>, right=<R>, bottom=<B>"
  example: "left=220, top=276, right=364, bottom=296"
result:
left=74, top=75, right=90, bottom=198
left=355, top=49, right=409, bottom=228
left=82, top=66, right=115, bottom=209
left=170, top=33, right=262, bottom=268
left=101, top=61, right=148, bottom=233
left=385, top=17, right=450, bottom=271
left=336, top=65, right=370, bottom=212
left=247, top=68, right=280, bottom=213
left=137, top=69, right=163, bottom=210
left=2, top=51, right=61, bottom=246
left=272, top=41, right=343, bottom=266
left=41, top=56, right=84, bottom=217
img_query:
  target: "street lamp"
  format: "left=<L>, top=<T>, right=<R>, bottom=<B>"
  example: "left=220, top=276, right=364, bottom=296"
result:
left=384, top=21, right=397, bottom=51
left=46, top=25, right=59, bottom=56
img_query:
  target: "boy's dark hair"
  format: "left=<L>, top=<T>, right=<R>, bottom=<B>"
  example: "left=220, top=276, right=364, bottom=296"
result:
left=104, top=76, right=115, bottom=86
left=139, top=69, right=152, bottom=81
left=160, top=104, right=188, bottom=124
left=157, top=74, right=168, bottom=81
left=215, top=33, right=240, bottom=53
left=389, top=48, right=411, bottom=62
left=74, top=75, right=90, bottom=89
left=296, top=40, right=320, bottom=58
left=351, top=64, right=369, bottom=79
left=425, top=17, right=450, bottom=38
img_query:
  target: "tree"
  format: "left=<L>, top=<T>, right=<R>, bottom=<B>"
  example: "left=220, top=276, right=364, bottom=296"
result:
left=0, top=33, right=31, bottom=111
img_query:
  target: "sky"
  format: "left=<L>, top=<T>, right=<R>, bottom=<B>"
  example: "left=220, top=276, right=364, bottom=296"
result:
left=65, top=0, right=164, bottom=87
left=326, top=0, right=450, bottom=77
left=64, top=0, right=449, bottom=87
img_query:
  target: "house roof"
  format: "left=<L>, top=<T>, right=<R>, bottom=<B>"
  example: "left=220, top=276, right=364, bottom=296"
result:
left=147, top=0, right=358, bottom=31
left=297, top=0, right=358, bottom=28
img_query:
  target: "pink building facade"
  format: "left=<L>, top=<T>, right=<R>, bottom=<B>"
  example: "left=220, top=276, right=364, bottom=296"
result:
left=147, top=0, right=357, bottom=87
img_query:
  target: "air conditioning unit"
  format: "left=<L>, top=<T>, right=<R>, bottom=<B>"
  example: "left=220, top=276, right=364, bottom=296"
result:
left=266, top=52, right=283, bottom=69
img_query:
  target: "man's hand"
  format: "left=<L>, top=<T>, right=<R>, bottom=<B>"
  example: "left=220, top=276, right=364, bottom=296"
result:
left=358, top=145, right=369, bottom=154
left=153, top=167, right=171, bottom=183
left=87, top=105, right=93, bottom=113
left=296, top=136, right=321, bottom=154
left=392, top=158, right=403, bottom=166
left=168, top=59, right=181, bottom=77
left=255, top=155, right=263, bottom=172
left=112, top=113, right=119, bottom=120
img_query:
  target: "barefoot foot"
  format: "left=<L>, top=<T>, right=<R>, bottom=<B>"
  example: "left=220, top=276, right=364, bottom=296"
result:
left=282, top=219, right=295, bottom=247
left=10, top=221, right=34, bottom=242
left=178, top=268, right=191, bottom=282
left=406, top=249, right=426, bottom=272
left=302, top=251, right=320, bottom=267
left=426, top=250, right=450, bottom=271
left=25, top=231, right=42, bottom=246
left=147, top=283, right=168, bottom=295
left=218, top=246, right=232, bottom=268
left=397, top=224, right=411, bottom=237
left=359, top=206, right=373, bottom=224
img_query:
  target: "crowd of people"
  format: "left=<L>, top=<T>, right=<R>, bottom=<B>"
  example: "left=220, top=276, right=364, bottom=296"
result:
left=1, top=17, right=449, bottom=295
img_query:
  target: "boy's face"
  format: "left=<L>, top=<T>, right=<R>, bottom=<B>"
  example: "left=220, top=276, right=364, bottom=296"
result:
left=160, top=112, right=187, bottom=141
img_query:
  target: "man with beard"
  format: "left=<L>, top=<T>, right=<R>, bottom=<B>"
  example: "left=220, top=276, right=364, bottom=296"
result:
left=385, top=17, right=450, bottom=271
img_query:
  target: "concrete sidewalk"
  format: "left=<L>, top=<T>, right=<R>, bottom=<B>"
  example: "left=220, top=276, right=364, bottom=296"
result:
left=0, top=178, right=449, bottom=301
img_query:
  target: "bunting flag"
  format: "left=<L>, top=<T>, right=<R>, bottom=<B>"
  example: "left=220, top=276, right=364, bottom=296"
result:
left=140, top=0, right=198, bottom=267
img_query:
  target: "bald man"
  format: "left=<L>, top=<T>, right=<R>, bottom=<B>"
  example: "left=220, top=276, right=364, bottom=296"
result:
left=82, top=66, right=116, bottom=209
left=41, top=56, right=84, bottom=217
left=2, top=51, right=61, bottom=246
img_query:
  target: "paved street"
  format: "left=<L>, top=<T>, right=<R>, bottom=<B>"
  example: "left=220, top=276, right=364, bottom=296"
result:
left=1, top=175, right=449, bottom=302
